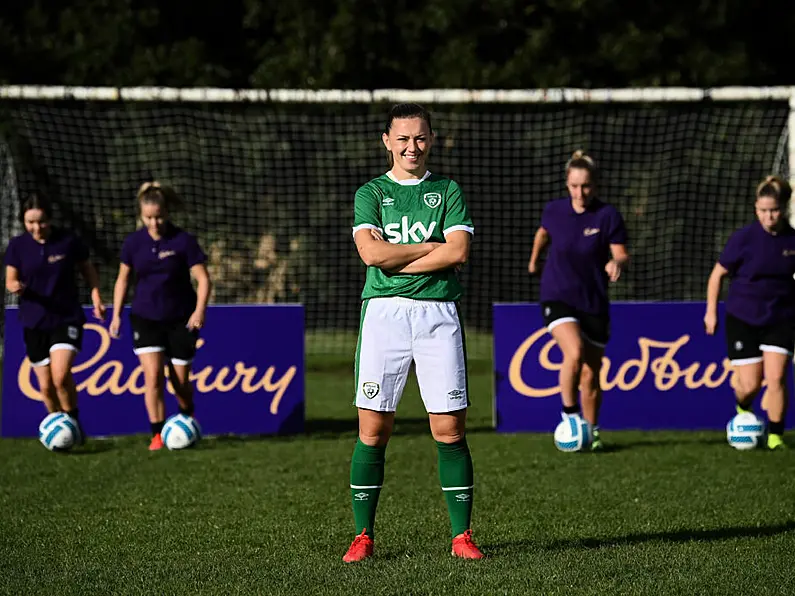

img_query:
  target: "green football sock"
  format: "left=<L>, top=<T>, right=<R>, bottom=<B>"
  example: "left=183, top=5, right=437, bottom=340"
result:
left=437, top=439, right=474, bottom=538
left=349, top=439, right=385, bottom=539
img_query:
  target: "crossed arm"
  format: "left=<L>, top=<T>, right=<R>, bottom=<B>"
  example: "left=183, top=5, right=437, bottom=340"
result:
left=354, top=228, right=470, bottom=274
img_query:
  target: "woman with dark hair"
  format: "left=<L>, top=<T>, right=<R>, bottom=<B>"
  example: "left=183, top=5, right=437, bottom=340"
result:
left=4, top=194, right=105, bottom=441
left=343, top=104, right=482, bottom=562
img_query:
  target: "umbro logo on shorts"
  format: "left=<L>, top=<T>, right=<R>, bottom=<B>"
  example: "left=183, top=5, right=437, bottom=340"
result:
left=362, top=382, right=380, bottom=399
left=448, top=389, right=465, bottom=399
left=67, top=326, right=78, bottom=340
left=735, top=341, right=743, bottom=350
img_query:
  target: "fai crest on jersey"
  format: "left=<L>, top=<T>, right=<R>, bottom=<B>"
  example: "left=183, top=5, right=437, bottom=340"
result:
left=362, top=382, right=380, bottom=399
left=423, top=192, right=442, bottom=209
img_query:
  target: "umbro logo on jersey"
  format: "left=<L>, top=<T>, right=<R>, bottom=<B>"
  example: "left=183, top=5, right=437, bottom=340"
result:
left=583, top=227, right=600, bottom=236
left=423, top=192, right=442, bottom=208
left=382, top=197, right=394, bottom=206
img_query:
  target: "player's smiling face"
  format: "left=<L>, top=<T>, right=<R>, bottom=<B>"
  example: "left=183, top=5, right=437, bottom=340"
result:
left=23, top=208, right=50, bottom=243
left=382, top=117, right=434, bottom=177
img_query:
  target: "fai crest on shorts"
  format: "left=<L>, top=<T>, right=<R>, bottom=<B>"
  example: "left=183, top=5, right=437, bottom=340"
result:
left=362, top=382, right=380, bottom=399
left=423, top=192, right=442, bottom=209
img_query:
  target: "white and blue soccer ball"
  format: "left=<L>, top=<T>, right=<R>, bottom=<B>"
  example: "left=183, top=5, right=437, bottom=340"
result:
left=38, top=412, right=81, bottom=451
left=726, top=411, right=765, bottom=450
left=162, top=414, right=202, bottom=450
left=554, top=413, right=593, bottom=452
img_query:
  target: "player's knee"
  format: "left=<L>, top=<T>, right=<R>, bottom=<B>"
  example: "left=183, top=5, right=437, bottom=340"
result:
left=764, top=372, right=786, bottom=390
left=563, top=343, right=585, bottom=365
left=144, top=374, right=163, bottom=391
left=50, top=371, right=70, bottom=393
left=580, top=365, right=599, bottom=391
left=358, top=429, right=391, bottom=447
left=736, top=379, right=762, bottom=400
left=432, top=428, right=465, bottom=443
left=358, top=415, right=393, bottom=446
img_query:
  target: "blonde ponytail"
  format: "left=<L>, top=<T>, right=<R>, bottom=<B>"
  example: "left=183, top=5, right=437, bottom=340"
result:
left=136, top=180, right=182, bottom=212
left=565, top=150, right=598, bottom=182
left=756, top=175, right=792, bottom=205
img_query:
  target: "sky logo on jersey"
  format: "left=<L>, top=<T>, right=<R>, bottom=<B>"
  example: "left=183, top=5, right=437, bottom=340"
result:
left=423, top=192, right=442, bottom=208
left=385, top=216, right=437, bottom=244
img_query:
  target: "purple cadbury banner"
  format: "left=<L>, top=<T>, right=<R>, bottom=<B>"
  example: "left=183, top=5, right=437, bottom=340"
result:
left=2, top=305, right=304, bottom=438
left=493, top=302, right=795, bottom=432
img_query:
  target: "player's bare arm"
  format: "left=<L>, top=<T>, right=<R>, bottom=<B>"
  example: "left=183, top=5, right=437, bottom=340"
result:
left=528, top=226, right=549, bottom=274
left=5, top=265, right=24, bottom=295
left=78, top=260, right=106, bottom=321
left=188, top=263, right=212, bottom=330
left=703, top=262, right=728, bottom=335
left=393, top=231, right=470, bottom=274
left=354, top=228, right=439, bottom=270
left=109, top=262, right=131, bottom=338
left=605, top=243, right=630, bottom=282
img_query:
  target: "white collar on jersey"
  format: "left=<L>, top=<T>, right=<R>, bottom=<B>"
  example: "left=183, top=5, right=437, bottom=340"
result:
left=386, top=170, right=432, bottom=186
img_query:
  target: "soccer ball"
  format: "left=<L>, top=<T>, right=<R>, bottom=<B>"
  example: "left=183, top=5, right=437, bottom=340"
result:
left=554, top=414, right=593, bottom=452
left=38, top=412, right=81, bottom=451
left=162, top=414, right=202, bottom=450
left=726, top=412, right=765, bottom=450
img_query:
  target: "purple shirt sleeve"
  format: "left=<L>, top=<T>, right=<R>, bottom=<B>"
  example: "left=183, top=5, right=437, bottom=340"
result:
left=4, top=238, right=21, bottom=269
left=718, top=230, right=744, bottom=274
left=540, top=202, right=554, bottom=231
left=184, top=234, right=207, bottom=268
left=608, top=209, right=628, bottom=245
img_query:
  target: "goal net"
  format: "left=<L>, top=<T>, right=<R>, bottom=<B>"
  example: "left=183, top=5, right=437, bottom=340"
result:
left=0, top=87, right=791, bottom=357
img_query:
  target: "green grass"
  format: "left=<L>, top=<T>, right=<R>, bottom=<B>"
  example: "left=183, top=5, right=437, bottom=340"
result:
left=1, top=352, right=795, bottom=595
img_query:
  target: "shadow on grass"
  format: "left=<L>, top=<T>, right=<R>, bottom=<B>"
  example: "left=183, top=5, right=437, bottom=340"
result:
left=69, top=439, right=116, bottom=455
left=588, top=435, right=729, bottom=453
left=304, top=417, right=495, bottom=437
left=486, top=520, right=795, bottom=554
left=202, top=418, right=495, bottom=445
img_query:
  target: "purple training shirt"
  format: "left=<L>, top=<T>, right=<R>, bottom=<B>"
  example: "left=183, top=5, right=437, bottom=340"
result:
left=719, top=221, right=795, bottom=326
left=4, top=227, right=89, bottom=329
left=120, top=224, right=207, bottom=322
left=539, top=197, right=628, bottom=315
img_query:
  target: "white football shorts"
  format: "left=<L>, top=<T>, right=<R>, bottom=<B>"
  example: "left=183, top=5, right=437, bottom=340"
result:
left=354, top=296, right=469, bottom=413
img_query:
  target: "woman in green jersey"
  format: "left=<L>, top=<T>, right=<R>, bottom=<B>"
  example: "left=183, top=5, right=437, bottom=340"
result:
left=342, top=103, right=483, bottom=562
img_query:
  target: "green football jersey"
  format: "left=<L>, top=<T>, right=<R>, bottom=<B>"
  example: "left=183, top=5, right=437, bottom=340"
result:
left=353, top=171, right=474, bottom=301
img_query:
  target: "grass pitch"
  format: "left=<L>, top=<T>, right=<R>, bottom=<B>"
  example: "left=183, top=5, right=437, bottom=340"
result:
left=1, top=351, right=794, bottom=595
